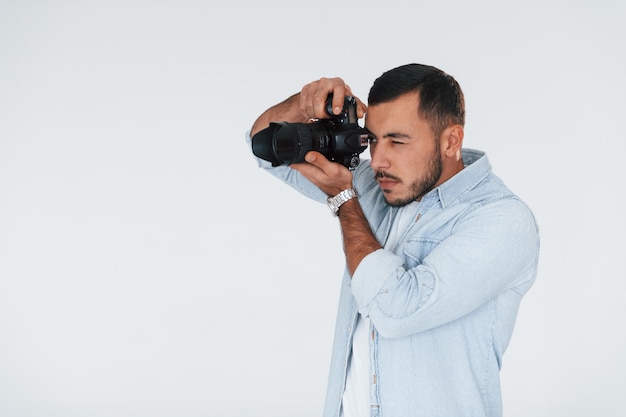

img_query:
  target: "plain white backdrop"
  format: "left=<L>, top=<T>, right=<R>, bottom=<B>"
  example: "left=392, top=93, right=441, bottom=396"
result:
left=1, top=1, right=625, bottom=416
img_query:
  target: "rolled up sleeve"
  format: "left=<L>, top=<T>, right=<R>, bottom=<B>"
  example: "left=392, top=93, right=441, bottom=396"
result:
left=351, top=197, right=539, bottom=339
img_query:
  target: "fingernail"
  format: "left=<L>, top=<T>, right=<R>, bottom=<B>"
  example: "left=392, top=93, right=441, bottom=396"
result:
left=333, top=106, right=341, bottom=114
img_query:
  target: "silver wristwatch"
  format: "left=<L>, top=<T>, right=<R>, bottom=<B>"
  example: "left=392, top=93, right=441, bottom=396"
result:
left=326, top=188, right=358, bottom=216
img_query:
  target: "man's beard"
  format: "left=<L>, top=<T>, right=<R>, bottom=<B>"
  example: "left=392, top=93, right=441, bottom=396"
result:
left=378, top=145, right=443, bottom=207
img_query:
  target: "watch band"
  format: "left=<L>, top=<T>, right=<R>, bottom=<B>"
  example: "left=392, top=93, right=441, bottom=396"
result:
left=326, top=188, right=358, bottom=216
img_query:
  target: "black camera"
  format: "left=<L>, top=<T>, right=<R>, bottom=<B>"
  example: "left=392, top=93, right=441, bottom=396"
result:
left=251, top=95, right=370, bottom=170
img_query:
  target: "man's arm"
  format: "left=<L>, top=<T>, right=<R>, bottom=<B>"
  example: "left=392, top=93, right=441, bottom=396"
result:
left=350, top=198, right=540, bottom=338
left=252, top=77, right=375, bottom=274
left=250, top=93, right=304, bottom=138
left=291, top=152, right=382, bottom=276
left=336, top=198, right=382, bottom=275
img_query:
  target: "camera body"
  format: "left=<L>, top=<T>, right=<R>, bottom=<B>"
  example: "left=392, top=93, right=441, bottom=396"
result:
left=251, top=95, right=369, bottom=170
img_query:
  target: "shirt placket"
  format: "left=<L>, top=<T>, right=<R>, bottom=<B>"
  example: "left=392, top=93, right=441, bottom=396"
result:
left=369, top=321, right=381, bottom=416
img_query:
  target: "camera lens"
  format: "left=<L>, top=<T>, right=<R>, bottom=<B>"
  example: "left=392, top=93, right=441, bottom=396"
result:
left=251, top=125, right=281, bottom=166
left=272, top=124, right=301, bottom=164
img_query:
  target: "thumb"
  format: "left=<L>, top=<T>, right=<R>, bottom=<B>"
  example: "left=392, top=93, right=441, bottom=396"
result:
left=304, top=151, right=332, bottom=171
left=305, top=152, right=317, bottom=163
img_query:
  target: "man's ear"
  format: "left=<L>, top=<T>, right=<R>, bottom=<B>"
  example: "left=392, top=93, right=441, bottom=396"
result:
left=441, top=124, right=464, bottom=158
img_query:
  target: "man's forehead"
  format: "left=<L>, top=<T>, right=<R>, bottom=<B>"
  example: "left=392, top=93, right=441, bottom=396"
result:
left=365, top=96, right=421, bottom=125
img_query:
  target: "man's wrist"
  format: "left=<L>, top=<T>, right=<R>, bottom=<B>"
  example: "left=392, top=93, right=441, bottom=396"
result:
left=327, top=188, right=358, bottom=216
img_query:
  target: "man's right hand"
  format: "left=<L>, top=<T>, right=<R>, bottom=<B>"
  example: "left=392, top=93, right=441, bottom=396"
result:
left=249, top=77, right=366, bottom=137
left=299, top=77, right=367, bottom=120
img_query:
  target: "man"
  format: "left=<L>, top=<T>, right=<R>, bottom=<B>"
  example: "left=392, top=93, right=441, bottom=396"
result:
left=248, top=63, right=539, bottom=417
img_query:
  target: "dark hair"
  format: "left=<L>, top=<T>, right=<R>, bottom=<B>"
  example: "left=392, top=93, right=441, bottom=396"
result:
left=368, top=63, right=465, bottom=139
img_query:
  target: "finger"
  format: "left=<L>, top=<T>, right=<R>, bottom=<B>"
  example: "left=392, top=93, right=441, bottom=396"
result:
left=289, top=160, right=325, bottom=186
left=299, top=83, right=316, bottom=120
left=291, top=151, right=353, bottom=196
left=355, top=96, right=368, bottom=119
left=303, top=151, right=332, bottom=170
left=301, top=77, right=353, bottom=119
left=301, top=81, right=330, bottom=120
left=316, top=78, right=349, bottom=117
left=309, top=78, right=339, bottom=118
left=290, top=152, right=333, bottom=180
left=330, top=83, right=347, bottom=115
left=304, top=151, right=348, bottom=183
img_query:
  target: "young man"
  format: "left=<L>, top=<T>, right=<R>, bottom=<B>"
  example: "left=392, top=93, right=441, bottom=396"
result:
left=248, top=63, right=540, bottom=417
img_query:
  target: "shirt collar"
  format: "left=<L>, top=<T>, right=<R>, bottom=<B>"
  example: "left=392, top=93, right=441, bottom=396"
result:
left=426, top=148, right=491, bottom=209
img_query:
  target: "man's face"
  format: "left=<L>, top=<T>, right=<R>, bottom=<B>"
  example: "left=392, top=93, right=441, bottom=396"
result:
left=365, top=92, right=443, bottom=207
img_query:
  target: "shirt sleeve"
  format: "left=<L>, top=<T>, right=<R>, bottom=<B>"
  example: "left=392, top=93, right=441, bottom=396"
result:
left=350, top=197, right=540, bottom=339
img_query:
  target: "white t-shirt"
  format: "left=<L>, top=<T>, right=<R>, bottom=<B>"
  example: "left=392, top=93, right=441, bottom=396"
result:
left=341, top=201, right=420, bottom=417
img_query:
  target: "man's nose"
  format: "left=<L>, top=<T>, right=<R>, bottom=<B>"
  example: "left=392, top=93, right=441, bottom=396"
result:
left=370, top=142, right=390, bottom=172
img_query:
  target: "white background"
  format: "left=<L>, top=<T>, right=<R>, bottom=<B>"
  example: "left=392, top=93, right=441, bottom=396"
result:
left=1, top=1, right=625, bottom=416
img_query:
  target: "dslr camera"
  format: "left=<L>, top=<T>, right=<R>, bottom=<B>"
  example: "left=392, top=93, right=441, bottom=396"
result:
left=251, top=95, right=370, bottom=170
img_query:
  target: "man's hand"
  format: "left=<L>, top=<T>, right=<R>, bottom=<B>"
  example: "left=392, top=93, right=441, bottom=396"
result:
left=250, top=77, right=366, bottom=137
left=299, top=77, right=366, bottom=120
left=290, top=151, right=353, bottom=197
left=250, top=76, right=380, bottom=276
left=284, top=77, right=366, bottom=195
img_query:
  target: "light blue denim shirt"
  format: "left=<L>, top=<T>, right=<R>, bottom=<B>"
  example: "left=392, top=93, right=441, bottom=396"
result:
left=247, top=134, right=540, bottom=417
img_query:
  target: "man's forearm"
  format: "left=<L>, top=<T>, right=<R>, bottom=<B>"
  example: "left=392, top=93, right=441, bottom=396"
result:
left=338, top=199, right=383, bottom=276
left=250, top=93, right=305, bottom=137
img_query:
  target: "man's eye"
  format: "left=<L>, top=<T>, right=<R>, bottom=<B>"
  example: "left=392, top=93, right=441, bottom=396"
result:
left=360, top=134, right=376, bottom=146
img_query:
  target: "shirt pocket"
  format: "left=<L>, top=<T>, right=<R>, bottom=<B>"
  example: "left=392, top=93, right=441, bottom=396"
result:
left=403, top=237, right=442, bottom=269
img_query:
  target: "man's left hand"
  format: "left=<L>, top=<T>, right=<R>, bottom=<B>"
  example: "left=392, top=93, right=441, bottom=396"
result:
left=290, top=151, right=353, bottom=197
